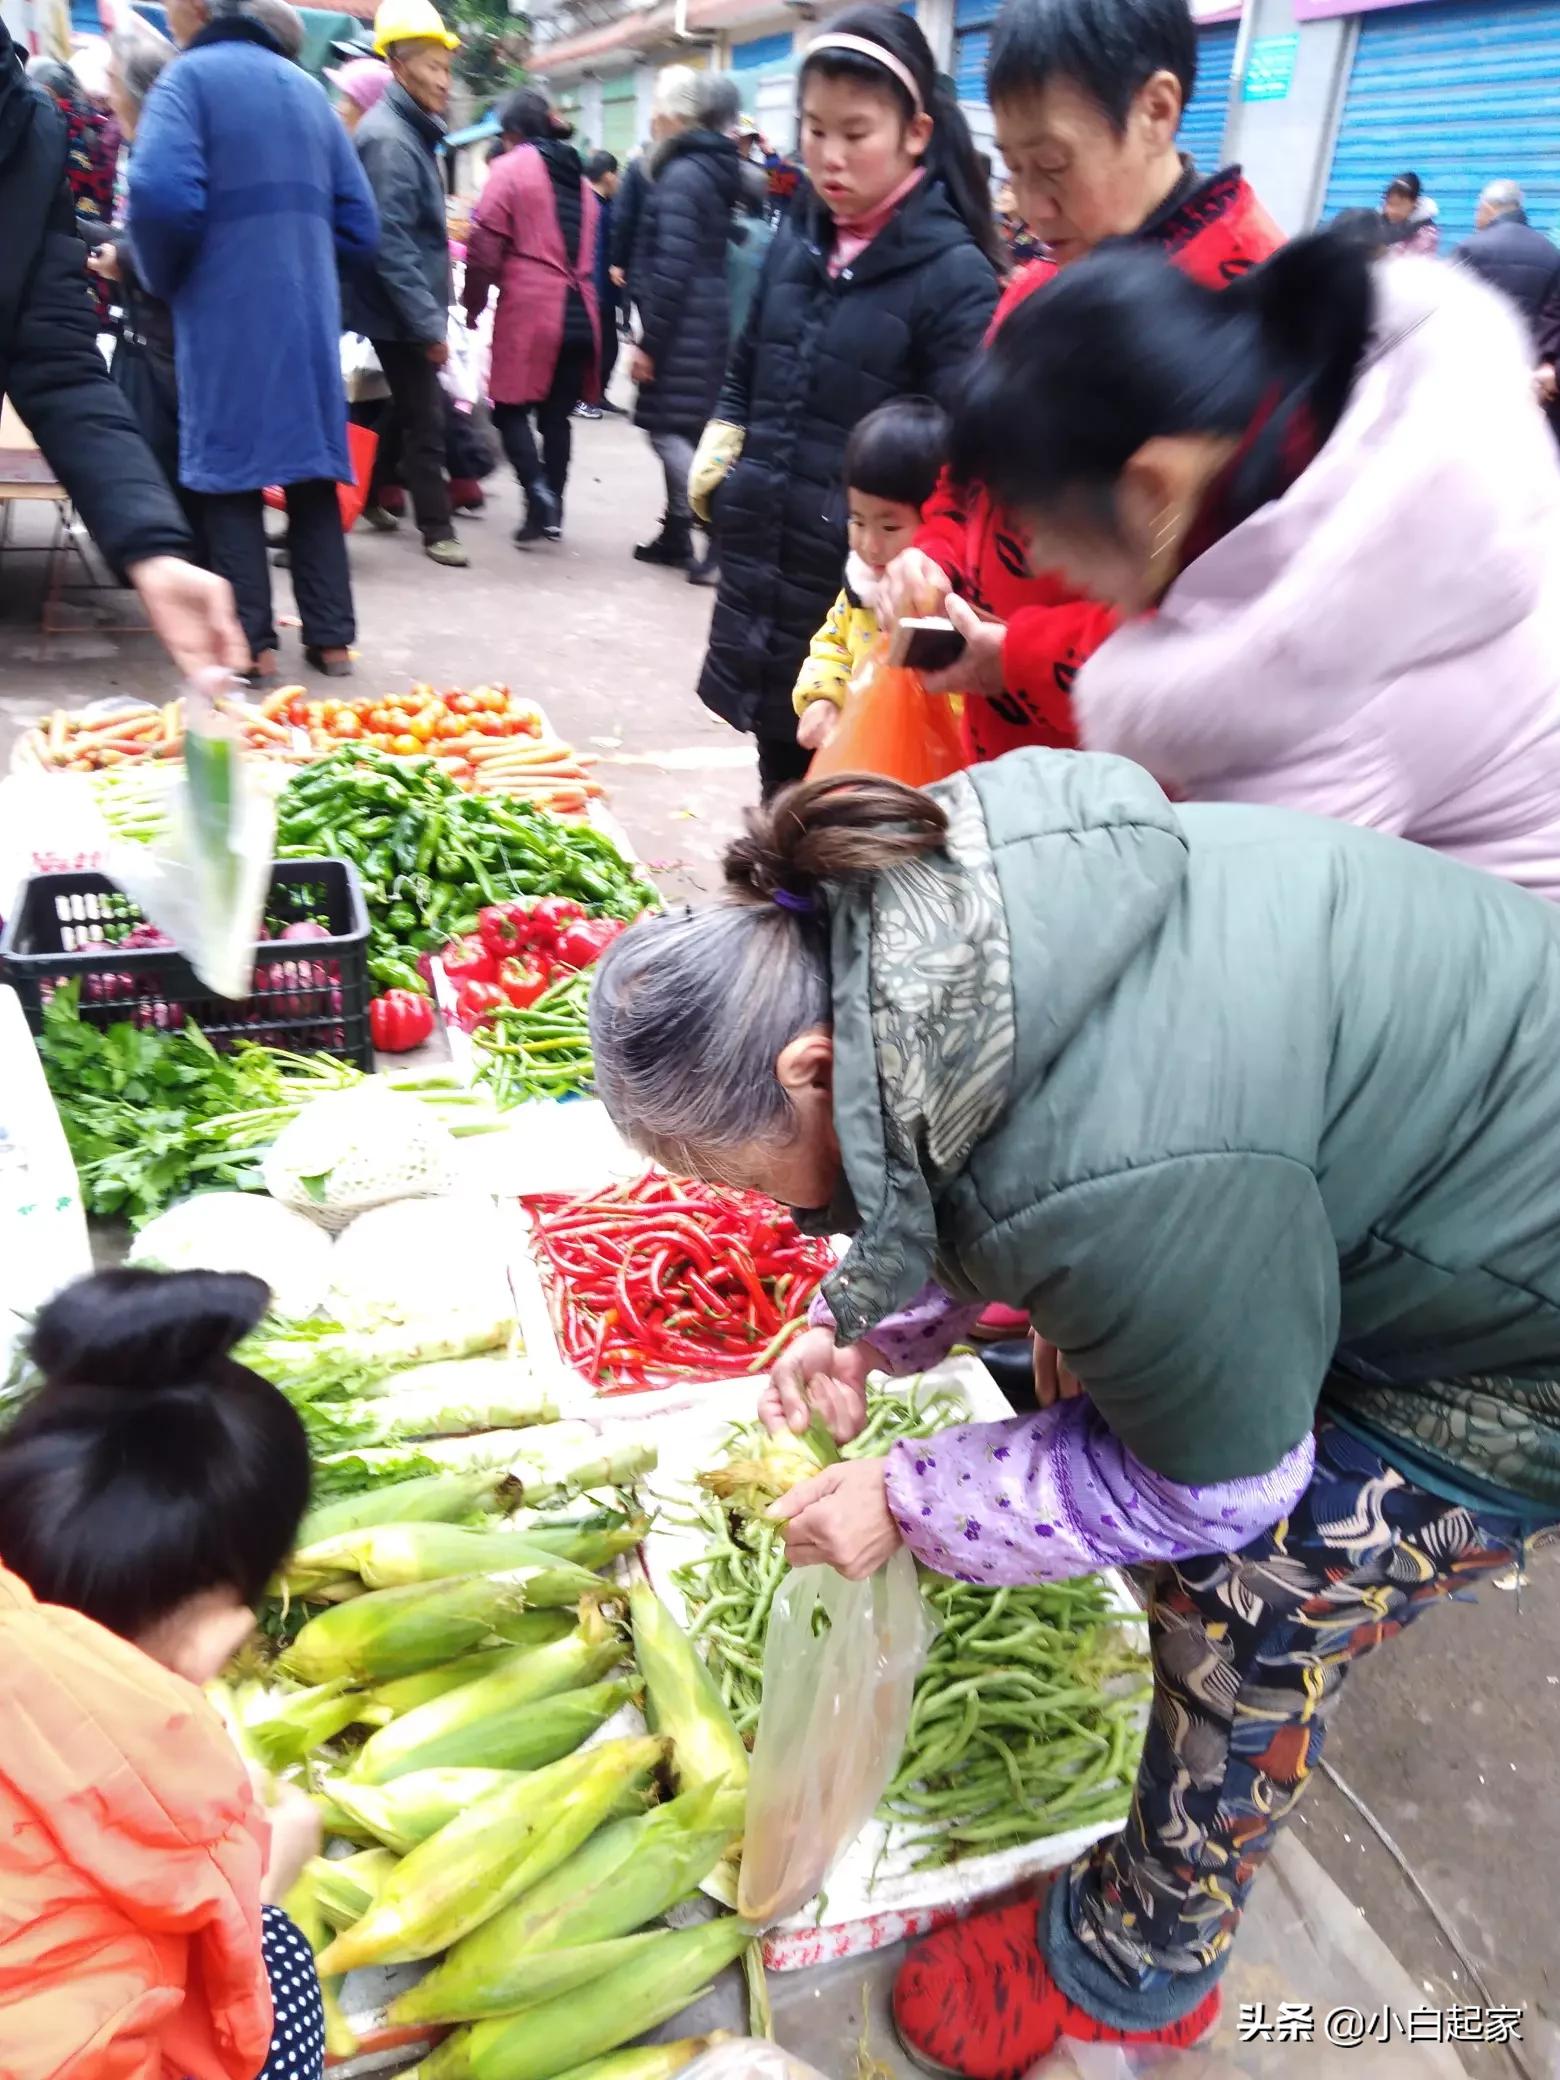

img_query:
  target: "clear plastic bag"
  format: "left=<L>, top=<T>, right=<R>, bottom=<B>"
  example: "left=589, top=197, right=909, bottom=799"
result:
left=807, top=642, right=966, bottom=789
left=111, top=688, right=276, bottom=1000
left=680, top=2041, right=829, bottom=2080
left=736, top=1548, right=927, bottom=1927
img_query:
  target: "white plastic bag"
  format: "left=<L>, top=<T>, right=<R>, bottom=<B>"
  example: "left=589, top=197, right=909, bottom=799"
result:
left=737, top=1547, right=927, bottom=1926
left=440, top=313, right=483, bottom=409
left=341, top=331, right=389, bottom=404
left=111, top=691, right=276, bottom=1000
left=680, top=2043, right=829, bottom=2080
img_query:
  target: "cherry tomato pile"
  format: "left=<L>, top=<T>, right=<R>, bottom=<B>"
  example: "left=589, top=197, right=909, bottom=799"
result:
left=261, top=681, right=544, bottom=757
left=444, top=896, right=630, bottom=1033
left=528, top=1172, right=837, bottom=1392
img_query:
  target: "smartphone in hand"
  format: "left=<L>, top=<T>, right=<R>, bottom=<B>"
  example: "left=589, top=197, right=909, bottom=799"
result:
left=890, top=616, right=967, bottom=676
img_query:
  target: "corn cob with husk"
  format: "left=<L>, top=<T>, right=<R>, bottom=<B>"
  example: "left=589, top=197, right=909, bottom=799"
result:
left=318, top=1734, right=664, bottom=1971
left=353, top=1605, right=630, bottom=1782
left=306, top=1846, right=399, bottom=1931
left=629, top=1582, right=749, bottom=1797
left=317, top=1767, right=527, bottom=1854
left=389, top=1778, right=744, bottom=2026
left=548, top=2042, right=735, bottom=2080
left=295, top=1468, right=517, bottom=1551
left=281, top=1567, right=602, bottom=1685
left=290, top=1512, right=648, bottom=1604
left=405, top=1916, right=756, bottom=2080
left=281, top=1876, right=358, bottom=2061
left=502, top=1508, right=650, bottom=1570
left=235, top=1675, right=364, bottom=1770
left=354, top=1623, right=575, bottom=1724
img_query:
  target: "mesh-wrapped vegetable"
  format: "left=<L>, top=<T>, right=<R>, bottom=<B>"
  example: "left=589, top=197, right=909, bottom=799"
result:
left=353, top=1607, right=630, bottom=1782
left=282, top=1571, right=594, bottom=1685
left=406, top=1917, right=755, bottom=2080
left=389, top=1780, right=744, bottom=2026
left=318, top=1735, right=664, bottom=1971
left=630, top=1583, right=749, bottom=1797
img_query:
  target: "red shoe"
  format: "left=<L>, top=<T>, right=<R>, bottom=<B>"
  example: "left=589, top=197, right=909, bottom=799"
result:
left=893, top=1897, right=1221, bottom=2080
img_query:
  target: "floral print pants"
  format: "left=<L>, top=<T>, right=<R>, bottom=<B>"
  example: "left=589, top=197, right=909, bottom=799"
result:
left=1062, top=1420, right=1524, bottom=2006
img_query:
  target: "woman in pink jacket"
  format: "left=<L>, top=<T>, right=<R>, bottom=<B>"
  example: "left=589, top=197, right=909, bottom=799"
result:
left=465, top=89, right=600, bottom=546
left=949, top=232, right=1560, bottom=899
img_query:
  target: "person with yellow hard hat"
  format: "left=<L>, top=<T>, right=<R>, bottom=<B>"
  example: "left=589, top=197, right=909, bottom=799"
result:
left=343, top=0, right=469, bottom=565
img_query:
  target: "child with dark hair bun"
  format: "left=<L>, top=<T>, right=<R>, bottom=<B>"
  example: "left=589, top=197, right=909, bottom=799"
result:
left=0, top=1267, right=324, bottom=2080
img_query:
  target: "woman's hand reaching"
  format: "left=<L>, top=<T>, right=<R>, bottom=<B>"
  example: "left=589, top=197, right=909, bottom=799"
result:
left=1033, top=1336, right=1085, bottom=1408
left=759, top=1325, right=880, bottom=1443
left=257, top=1780, right=323, bottom=1906
left=770, top=1458, right=902, bottom=1579
left=881, top=547, right=952, bottom=630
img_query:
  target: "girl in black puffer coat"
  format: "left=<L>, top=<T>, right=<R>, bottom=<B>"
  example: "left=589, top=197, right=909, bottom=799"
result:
left=691, top=5, right=1001, bottom=795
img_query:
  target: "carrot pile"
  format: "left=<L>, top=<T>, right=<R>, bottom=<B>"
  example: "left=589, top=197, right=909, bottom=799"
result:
left=528, top=1172, right=837, bottom=1392
left=13, top=698, right=298, bottom=772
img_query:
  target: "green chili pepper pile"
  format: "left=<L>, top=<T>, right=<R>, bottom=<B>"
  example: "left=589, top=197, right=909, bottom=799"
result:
left=274, top=748, right=657, bottom=995
left=672, top=1382, right=1148, bottom=1868
left=470, top=972, right=594, bottom=1106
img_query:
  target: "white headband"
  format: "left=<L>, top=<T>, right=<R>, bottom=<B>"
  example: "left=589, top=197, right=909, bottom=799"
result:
left=803, top=32, right=925, bottom=115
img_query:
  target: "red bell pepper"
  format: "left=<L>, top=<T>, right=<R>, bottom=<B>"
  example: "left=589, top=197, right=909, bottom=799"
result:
left=554, top=916, right=626, bottom=971
left=477, top=904, right=527, bottom=957
left=497, top=951, right=551, bottom=1010
left=526, top=896, right=586, bottom=952
left=369, top=989, right=435, bottom=1053
left=442, top=932, right=495, bottom=987
left=454, top=979, right=510, bottom=1032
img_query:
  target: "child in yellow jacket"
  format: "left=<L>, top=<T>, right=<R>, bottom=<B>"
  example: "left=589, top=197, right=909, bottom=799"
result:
left=794, top=396, right=949, bottom=751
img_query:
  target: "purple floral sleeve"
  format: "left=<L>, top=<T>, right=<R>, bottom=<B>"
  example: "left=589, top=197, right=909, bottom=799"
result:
left=882, top=1401, right=1316, bottom=1585
left=809, top=1279, right=987, bottom=1375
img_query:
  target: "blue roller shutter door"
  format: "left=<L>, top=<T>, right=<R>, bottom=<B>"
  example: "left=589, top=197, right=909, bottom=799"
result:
left=1323, top=0, right=1560, bottom=246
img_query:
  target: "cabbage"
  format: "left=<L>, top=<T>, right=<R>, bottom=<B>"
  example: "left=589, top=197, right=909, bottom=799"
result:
left=129, top=1193, right=333, bottom=1318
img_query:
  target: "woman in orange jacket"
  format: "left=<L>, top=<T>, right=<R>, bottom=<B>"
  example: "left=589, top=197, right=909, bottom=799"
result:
left=0, top=1267, right=323, bottom=2080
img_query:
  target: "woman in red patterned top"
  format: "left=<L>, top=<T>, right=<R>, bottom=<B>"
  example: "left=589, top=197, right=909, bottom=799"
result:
left=880, top=0, right=1282, bottom=764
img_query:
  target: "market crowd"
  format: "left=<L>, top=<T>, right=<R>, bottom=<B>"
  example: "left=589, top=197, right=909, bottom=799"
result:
left=8, top=0, right=1560, bottom=2072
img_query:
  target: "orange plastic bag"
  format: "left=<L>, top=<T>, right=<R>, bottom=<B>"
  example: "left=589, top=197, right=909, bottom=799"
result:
left=807, top=641, right=966, bottom=788
left=263, top=423, right=379, bottom=533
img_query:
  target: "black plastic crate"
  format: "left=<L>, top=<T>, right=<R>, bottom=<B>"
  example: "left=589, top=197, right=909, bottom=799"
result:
left=0, top=859, right=374, bottom=1070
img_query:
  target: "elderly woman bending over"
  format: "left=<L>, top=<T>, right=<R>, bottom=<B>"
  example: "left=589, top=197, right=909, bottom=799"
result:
left=588, top=754, right=1560, bottom=2078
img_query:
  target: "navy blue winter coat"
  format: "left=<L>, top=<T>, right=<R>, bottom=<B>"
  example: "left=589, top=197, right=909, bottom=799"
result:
left=128, top=17, right=379, bottom=493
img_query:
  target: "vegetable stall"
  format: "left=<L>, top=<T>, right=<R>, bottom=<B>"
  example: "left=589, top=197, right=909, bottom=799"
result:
left=0, top=682, right=1148, bottom=2079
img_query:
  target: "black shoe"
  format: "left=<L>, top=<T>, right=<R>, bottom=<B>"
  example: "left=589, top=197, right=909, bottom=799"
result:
left=514, top=482, right=562, bottom=544
left=599, top=399, right=627, bottom=416
left=304, top=644, right=354, bottom=677
left=687, top=541, right=719, bottom=587
left=634, top=517, right=693, bottom=567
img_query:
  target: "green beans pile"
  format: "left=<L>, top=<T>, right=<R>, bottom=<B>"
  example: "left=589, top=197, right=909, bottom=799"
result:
left=672, top=1382, right=1149, bottom=1868
left=470, top=974, right=594, bottom=1106
left=671, top=1381, right=965, bottom=1738
left=884, top=1576, right=1149, bottom=1868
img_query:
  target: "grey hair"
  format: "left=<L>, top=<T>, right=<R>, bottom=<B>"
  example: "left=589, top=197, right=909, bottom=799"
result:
left=694, top=71, right=741, bottom=134
left=653, top=63, right=702, bottom=123
left=1480, top=178, right=1524, bottom=217
left=588, top=905, right=830, bottom=1178
left=111, top=23, right=175, bottom=106
left=243, top=0, right=305, bottom=54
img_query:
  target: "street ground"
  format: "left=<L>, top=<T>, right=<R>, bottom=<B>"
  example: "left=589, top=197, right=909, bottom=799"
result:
left=1, top=414, right=1556, bottom=2078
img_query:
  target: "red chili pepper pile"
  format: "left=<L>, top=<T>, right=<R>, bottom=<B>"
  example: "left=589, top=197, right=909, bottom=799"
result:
left=528, top=1172, right=836, bottom=1391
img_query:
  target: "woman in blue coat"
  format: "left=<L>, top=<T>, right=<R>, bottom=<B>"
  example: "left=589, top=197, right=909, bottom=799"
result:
left=130, top=0, right=379, bottom=679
